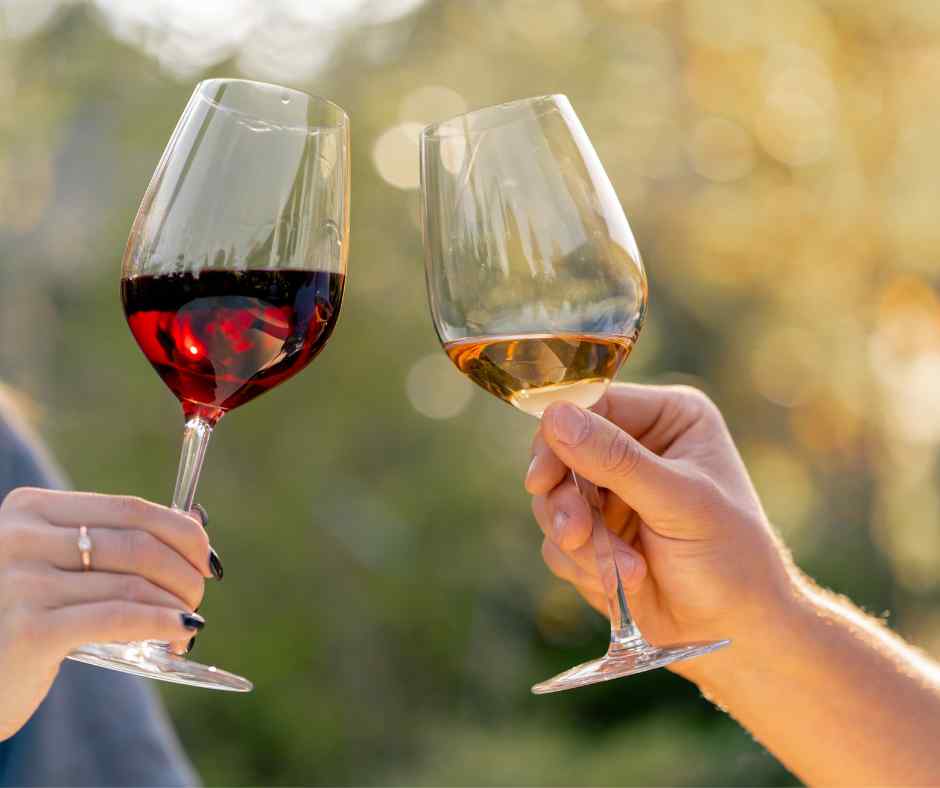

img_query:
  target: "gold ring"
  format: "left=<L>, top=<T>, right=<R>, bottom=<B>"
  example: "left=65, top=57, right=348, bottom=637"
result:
left=77, top=525, right=92, bottom=572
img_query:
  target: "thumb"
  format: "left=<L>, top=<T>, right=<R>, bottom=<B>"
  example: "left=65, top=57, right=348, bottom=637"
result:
left=541, top=401, right=709, bottom=536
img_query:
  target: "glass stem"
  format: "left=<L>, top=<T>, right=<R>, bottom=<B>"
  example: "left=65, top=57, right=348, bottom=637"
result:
left=570, top=469, right=645, bottom=651
left=171, top=417, right=214, bottom=512
left=137, top=417, right=214, bottom=657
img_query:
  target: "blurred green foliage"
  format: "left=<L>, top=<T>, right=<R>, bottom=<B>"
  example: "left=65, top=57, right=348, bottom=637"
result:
left=4, top=0, right=940, bottom=784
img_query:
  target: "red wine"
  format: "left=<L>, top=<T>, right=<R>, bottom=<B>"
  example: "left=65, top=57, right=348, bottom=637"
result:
left=122, top=269, right=344, bottom=423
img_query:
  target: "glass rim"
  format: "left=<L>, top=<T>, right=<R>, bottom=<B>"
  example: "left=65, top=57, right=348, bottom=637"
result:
left=195, top=78, right=349, bottom=129
left=421, top=94, right=567, bottom=139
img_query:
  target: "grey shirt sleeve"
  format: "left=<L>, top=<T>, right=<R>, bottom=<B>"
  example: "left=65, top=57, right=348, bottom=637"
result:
left=0, top=405, right=199, bottom=787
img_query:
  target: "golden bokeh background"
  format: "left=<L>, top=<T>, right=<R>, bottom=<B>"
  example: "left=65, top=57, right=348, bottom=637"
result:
left=2, top=1, right=940, bottom=784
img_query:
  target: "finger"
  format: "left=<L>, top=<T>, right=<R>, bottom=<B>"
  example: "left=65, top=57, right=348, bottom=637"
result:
left=41, top=569, right=190, bottom=612
left=540, top=402, right=714, bottom=537
left=3, top=489, right=213, bottom=578
left=532, top=489, right=645, bottom=584
left=525, top=430, right=569, bottom=495
left=531, top=481, right=592, bottom=551
left=542, top=527, right=646, bottom=594
left=181, top=503, right=207, bottom=655
left=43, top=603, right=204, bottom=657
left=569, top=524, right=647, bottom=593
left=541, top=538, right=603, bottom=594
left=190, top=505, right=223, bottom=580
left=23, top=522, right=206, bottom=611
left=46, top=569, right=196, bottom=656
left=530, top=464, right=637, bottom=549
left=168, top=638, right=191, bottom=656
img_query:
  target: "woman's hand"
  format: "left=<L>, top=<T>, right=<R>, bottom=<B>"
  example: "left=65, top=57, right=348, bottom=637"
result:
left=0, top=488, right=214, bottom=741
left=525, top=384, right=797, bottom=680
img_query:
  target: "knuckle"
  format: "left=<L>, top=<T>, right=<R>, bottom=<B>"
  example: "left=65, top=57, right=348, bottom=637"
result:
left=670, top=384, right=707, bottom=403
left=2, top=487, right=41, bottom=513
left=688, top=469, right=722, bottom=501
left=115, top=495, right=152, bottom=522
left=675, top=470, right=725, bottom=518
left=671, top=385, right=718, bottom=419
left=604, top=429, right=640, bottom=478
left=168, top=509, right=209, bottom=558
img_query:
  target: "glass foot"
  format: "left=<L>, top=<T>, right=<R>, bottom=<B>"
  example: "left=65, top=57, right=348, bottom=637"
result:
left=531, top=638, right=730, bottom=694
left=67, top=640, right=253, bottom=692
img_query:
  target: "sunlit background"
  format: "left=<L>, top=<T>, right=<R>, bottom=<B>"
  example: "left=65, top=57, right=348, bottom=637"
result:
left=2, top=0, right=940, bottom=784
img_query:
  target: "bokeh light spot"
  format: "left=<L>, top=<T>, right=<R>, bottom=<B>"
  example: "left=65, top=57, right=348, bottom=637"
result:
left=372, top=122, right=423, bottom=190
left=406, top=354, right=473, bottom=420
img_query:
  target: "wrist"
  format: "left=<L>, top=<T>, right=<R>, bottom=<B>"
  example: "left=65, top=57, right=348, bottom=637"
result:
left=672, top=567, right=819, bottom=691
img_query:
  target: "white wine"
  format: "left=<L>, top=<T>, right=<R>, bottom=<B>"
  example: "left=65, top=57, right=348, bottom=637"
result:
left=444, top=333, right=634, bottom=417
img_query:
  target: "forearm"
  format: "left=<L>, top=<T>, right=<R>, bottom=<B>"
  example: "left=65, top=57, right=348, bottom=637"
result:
left=687, top=576, right=940, bottom=786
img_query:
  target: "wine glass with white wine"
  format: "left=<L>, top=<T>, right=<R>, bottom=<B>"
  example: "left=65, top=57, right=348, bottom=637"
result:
left=420, top=95, right=729, bottom=694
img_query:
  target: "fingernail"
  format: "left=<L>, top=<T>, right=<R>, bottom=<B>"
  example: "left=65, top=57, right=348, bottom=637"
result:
left=192, top=503, right=209, bottom=529
left=553, top=510, right=569, bottom=543
left=525, top=456, right=539, bottom=486
left=551, top=403, right=589, bottom=445
left=186, top=636, right=197, bottom=655
left=209, top=547, right=224, bottom=581
left=181, top=612, right=205, bottom=632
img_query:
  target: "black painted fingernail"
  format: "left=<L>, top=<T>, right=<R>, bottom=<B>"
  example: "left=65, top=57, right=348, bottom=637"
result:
left=193, top=503, right=209, bottom=529
left=181, top=612, right=205, bottom=631
left=186, top=636, right=197, bottom=654
left=209, top=547, right=224, bottom=581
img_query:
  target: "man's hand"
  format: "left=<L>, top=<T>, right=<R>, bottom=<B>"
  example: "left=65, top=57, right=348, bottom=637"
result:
left=525, top=384, right=795, bottom=679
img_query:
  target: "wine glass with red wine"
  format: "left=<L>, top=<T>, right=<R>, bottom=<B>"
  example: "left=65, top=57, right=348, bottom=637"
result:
left=67, top=79, right=349, bottom=692
left=421, top=95, right=729, bottom=694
